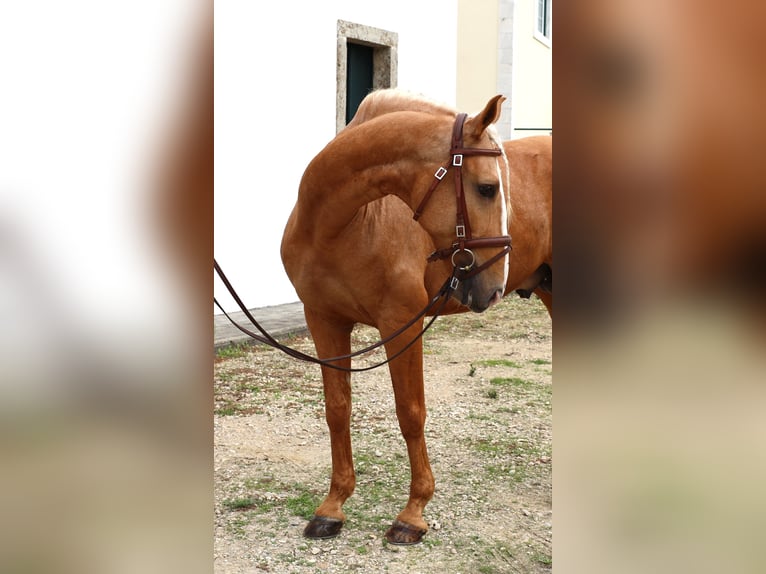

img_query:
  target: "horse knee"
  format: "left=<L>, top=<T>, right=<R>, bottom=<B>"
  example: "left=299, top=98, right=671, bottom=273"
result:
left=395, top=405, right=426, bottom=440
left=323, top=390, right=352, bottom=429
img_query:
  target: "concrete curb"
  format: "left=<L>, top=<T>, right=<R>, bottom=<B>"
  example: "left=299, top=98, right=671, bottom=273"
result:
left=214, top=301, right=307, bottom=350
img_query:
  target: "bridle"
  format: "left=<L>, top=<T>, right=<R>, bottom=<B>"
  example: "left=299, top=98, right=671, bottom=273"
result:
left=214, top=112, right=512, bottom=371
left=413, top=112, right=512, bottom=285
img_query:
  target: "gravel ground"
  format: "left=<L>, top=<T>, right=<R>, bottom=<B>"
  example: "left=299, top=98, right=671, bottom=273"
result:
left=214, top=295, right=552, bottom=573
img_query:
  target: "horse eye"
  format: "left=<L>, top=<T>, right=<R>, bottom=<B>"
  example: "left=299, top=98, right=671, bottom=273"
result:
left=477, top=184, right=496, bottom=198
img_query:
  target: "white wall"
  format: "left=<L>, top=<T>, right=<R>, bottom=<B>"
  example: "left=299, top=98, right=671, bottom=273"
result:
left=215, top=1, right=458, bottom=310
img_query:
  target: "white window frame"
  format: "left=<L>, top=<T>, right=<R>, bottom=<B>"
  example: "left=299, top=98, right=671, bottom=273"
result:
left=534, top=0, right=552, bottom=47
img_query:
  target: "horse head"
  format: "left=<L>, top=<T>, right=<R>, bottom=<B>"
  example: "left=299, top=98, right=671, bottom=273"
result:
left=412, top=95, right=511, bottom=313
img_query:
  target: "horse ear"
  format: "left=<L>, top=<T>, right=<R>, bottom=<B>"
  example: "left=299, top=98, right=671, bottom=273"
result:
left=466, top=95, right=506, bottom=138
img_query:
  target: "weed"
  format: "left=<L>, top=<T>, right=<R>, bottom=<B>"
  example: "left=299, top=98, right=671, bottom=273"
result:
left=244, top=477, right=274, bottom=489
left=223, top=497, right=258, bottom=511
left=534, top=551, right=553, bottom=567
left=226, top=512, right=251, bottom=538
left=423, top=537, right=443, bottom=548
left=285, top=491, right=321, bottom=520
left=216, top=342, right=252, bottom=359
left=490, top=376, right=533, bottom=389
left=468, top=413, right=493, bottom=421
left=474, top=359, right=521, bottom=368
left=215, top=401, right=240, bottom=416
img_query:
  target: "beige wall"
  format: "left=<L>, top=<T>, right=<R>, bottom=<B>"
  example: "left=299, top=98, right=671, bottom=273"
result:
left=511, top=0, right=552, bottom=137
left=457, top=0, right=551, bottom=139
left=456, top=0, right=499, bottom=114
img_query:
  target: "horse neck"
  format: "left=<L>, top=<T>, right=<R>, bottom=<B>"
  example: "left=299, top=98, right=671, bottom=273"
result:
left=296, top=114, right=444, bottom=239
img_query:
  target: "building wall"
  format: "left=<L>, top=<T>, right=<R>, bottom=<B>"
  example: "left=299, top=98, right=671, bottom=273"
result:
left=496, top=0, right=515, bottom=138
left=456, top=0, right=553, bottom=140
left=510, top=0, right=552, bottom=138
left=215, top=1, right=458, bottom=308
left=456, top=0, right=500, bottom=118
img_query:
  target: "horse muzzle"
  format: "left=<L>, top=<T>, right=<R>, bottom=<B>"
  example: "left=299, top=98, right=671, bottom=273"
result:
left=456, top=277, right=505, bottom=313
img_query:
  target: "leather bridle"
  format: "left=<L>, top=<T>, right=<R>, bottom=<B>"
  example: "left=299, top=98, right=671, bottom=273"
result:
left=413, top=112, right=512, bottom=284
left=214, top=112, right=512, bottom=371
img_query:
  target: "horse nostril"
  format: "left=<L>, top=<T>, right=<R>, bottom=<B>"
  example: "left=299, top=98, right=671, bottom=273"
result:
left=488, top=289, right=503, bottom=308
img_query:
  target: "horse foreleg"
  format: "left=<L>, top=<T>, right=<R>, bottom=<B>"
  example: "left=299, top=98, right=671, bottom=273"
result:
left=535, top=288, right=552, bottom=317
left=302, top=309, right=355, bottom=540
left=381, top=321, right=434, bottom=545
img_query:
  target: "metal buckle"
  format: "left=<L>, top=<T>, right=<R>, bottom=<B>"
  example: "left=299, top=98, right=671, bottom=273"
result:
left=456, top=225, right=466, bottom=238
left=450, top=276, right=460, bottom=290
left=452, top=154, right=463, bottom=167
left=434, top=166, right=448, bottom=180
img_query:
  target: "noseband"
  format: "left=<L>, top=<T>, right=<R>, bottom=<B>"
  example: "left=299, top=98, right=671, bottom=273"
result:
left=412, top=113, right=512, bottom=282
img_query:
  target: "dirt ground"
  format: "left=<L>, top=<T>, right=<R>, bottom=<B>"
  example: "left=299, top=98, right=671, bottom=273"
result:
left=214, top=295, right=552, bottom=574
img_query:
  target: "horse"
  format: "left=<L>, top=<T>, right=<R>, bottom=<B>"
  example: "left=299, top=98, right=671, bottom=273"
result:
left=280, top=89, right=551, bottom=545
left=346, top=89, right=552, bottom=316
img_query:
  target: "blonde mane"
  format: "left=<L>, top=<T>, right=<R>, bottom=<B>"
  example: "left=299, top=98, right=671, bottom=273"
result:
left=348, top=88, right=504, bottom=150
left=347, top=89, right=456, bottom=127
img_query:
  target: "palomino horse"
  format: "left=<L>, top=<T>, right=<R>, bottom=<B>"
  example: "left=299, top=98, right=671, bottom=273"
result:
left=281, top=90, right=550, bottom=544
left=347, top=90, right=552, bottom=318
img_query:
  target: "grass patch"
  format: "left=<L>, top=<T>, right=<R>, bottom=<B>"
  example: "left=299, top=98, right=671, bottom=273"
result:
left=468, top=413, right=493, bottom=421
left=530, top=358, right=551, bottom=365
left=422, top=537, right=443, bottom=548
left=534, top=551, right=553, bottom=567
left=473, top=359, right=522, bottom=369
left=470, top=436, right=548, bottom=485
left=223, top=496, right=258, bottom=511
left=226, top=512, right=251, bottom=538
left=215, top=401, right=241, bottom=416
left=490, top=376, right=534, bottom=390
left=285, top=491, right=322, bottom=520
left=216, top=342, right=252, bottom=359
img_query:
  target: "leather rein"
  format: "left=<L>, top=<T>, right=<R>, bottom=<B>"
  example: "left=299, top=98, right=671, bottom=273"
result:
left=214, top=113, right=511, bottom=372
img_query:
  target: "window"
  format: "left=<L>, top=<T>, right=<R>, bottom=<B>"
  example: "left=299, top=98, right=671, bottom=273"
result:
left=336, top=21, right=398, bottom=132
left=536, top=0, right=552, bottom=44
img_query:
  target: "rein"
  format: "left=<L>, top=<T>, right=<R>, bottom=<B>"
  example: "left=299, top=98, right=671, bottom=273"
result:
left=214, top=113, right=511, bottom=372
left=214, top=259, right=458, bottom=372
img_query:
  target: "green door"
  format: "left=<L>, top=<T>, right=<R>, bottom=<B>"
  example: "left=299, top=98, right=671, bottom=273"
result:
left=346, top=42, right=374, bottom=124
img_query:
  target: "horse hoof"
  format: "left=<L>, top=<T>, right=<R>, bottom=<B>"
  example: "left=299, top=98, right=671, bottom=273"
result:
left=303, top=516, right=344, bottom=539
left=384, top=520, right=427, bottom=545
